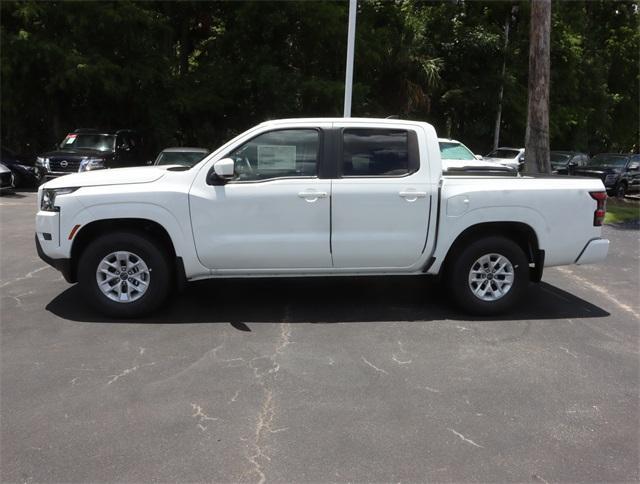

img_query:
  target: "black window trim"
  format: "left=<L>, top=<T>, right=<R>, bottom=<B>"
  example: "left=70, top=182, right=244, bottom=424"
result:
left=221, top=127, right=326, bottom=184
left=337, top=127, right=420, bottom=179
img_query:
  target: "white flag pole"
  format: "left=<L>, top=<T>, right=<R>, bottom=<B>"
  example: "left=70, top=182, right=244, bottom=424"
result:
left=343, top=0, right=357, bottom=117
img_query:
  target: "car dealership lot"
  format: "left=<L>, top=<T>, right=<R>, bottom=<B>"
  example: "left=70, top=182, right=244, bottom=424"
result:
left=1, top=191, right=638, bottom=483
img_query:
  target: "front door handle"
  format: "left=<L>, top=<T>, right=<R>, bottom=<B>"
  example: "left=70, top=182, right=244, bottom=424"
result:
left=399, top=190, right=427, bottom=201
left=298, top=190, right=328, bottom=202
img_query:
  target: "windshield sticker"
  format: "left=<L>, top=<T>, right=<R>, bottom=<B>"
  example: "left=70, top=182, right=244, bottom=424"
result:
left=257, top=145, right=296, bottom=171
left=65, top=134, right=77, bottom=144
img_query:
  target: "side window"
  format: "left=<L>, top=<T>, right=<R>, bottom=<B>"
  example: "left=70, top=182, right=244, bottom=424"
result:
left=228, top=129, right=319, bottom=182
left=342, top=129, right=413, bottom=177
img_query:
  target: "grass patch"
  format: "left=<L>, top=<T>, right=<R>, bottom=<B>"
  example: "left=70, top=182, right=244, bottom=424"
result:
left=605, top=198, right=640, bottom=224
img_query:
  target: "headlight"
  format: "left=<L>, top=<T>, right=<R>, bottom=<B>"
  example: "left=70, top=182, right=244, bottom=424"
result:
left=79, top=157, right=106, bottom=172
left=36, top=157, right=50, bottom=170
left=40, top=187, right=79, bottom=211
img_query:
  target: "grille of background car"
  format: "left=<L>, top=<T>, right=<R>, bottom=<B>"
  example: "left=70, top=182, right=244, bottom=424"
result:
left=49, top=158, right=82, bottom=172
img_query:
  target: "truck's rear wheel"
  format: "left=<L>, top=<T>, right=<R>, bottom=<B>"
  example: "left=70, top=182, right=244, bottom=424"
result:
left=446, top=236, right=529, bottom=315
left=77, top=231, right=171, bottom=318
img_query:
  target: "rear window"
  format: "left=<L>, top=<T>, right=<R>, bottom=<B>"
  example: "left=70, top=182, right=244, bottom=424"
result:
left=342, top=129, right=417, bottom=177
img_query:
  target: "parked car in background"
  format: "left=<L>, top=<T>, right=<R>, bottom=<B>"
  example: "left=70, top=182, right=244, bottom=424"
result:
left=438, top=139, right=515, bottom=173
left=154, top=147, right=209, bottom=168
left=0, top=163, right=14, bottom=192
left=484, top=147, right=525, bottom=171
left=550, top=151, right=589, bottom=174
left=36, top=129, right=148, bottom=182
left=571, top=153, right=640, bottom=198
left=1, top=146, right=39, bottom=187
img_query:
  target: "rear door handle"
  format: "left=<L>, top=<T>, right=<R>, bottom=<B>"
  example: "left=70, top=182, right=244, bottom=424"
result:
left=399, top=190, right=427, bottom=201
left=298, top=190, right=328, bottom=202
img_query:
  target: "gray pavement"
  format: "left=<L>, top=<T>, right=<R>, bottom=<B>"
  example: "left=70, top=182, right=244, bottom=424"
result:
left=1, top=190, right=638, bottom=483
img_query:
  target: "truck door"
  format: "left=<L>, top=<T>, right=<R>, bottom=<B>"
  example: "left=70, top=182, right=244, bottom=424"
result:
left=330, top=125, right=432, bottom=269
left=189, top=127, right=332, bottom=271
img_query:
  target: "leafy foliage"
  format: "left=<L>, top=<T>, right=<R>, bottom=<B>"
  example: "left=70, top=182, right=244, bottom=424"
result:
left=1, top=0, right=638, bottom=157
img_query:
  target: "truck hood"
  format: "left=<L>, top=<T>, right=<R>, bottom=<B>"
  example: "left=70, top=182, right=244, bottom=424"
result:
left=41, top=148, right=113, bottom=158
left=42, top=166, right=168, bottom=189
left=574, top=167, right=620, bottom=176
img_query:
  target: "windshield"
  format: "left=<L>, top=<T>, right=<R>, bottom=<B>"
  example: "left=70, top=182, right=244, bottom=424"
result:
left=550, top=153, right=571, bottom=168
left=486, top=149, right=520, bottom=159
left=439, top=142, right=476, bottom=161
left=60, top=133, right=115, bottom=152
left=587, top=154, right=628, bottom=168
left=156, top=151, right=208, bottom=167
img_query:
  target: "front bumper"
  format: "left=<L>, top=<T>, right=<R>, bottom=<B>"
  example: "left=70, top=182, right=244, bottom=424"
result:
left=35, top=234, right=74, bottom=282
left=575, top=238, right=610, bottom=265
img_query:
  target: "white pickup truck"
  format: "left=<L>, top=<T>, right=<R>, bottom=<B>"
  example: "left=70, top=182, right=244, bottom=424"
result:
left=36, top=118, right=609, bottom=317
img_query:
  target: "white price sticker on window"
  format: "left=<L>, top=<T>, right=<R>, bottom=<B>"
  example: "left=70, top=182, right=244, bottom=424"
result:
left=257, top=145, right=296, bottom=171
left=65, top=134, right=77, bottom=145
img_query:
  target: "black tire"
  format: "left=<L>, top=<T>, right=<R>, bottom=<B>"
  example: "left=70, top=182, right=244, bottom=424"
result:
left=77, top=231, right=172, bottom=318
left=615, top=182, right=627, bottom=199
left=446, top=236, right=529, bottom=316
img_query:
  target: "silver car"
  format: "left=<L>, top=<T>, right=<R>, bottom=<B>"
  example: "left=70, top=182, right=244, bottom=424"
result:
left=484, top=147, right=525, bottom=171
left=0, top=163, right=14, bottom=192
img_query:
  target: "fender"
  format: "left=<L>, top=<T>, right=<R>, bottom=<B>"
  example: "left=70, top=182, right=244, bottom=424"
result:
left=429, top=205, right=547, bottom=274
left=68, top=202, right=210, bottom=279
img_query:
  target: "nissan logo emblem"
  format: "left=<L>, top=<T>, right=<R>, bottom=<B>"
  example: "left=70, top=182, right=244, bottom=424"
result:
left=60, top=160, right=68, bottom=168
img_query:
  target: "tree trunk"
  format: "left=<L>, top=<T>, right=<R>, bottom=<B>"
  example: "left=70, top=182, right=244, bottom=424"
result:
left=493, top=10, right=510, bottom=150
left=525, top=0, right=551, bottom=174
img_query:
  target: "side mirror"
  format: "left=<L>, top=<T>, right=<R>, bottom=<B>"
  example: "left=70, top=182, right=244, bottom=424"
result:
left=628, top=162, right=639, bottom=171
left=207, top=157, right=235, bottom=185
left=214, top=158, right=235, bottom=177
left=475, top=154, right=483, bottom=160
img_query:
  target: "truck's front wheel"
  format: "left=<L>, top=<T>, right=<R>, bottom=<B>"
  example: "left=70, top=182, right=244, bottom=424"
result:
left=77, top=231, right=172, bottom=318
left=446, top=236, right=529, bottom=315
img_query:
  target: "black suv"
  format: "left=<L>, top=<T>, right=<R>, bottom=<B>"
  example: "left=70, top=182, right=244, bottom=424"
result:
left=36, top=129, right=148, bottom=181
left=572, top=153, right=640, bottom=198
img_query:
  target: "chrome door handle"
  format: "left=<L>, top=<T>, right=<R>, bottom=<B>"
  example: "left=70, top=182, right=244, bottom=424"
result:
left=298, top=190, right=328, bottom=201
left=399, top=190, right=427, bottom=201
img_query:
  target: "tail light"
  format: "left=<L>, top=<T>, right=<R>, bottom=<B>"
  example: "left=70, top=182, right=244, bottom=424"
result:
left=590, top=191, right=607, bottom=226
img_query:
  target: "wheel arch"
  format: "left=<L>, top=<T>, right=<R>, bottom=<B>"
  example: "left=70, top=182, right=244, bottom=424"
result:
left=439, top=221, right=544, bottom=282
left=69, top=218, right=178, bottom=283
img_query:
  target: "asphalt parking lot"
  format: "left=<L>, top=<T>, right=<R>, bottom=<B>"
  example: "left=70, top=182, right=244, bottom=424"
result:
left=1, top=190, right=638, bottom=483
